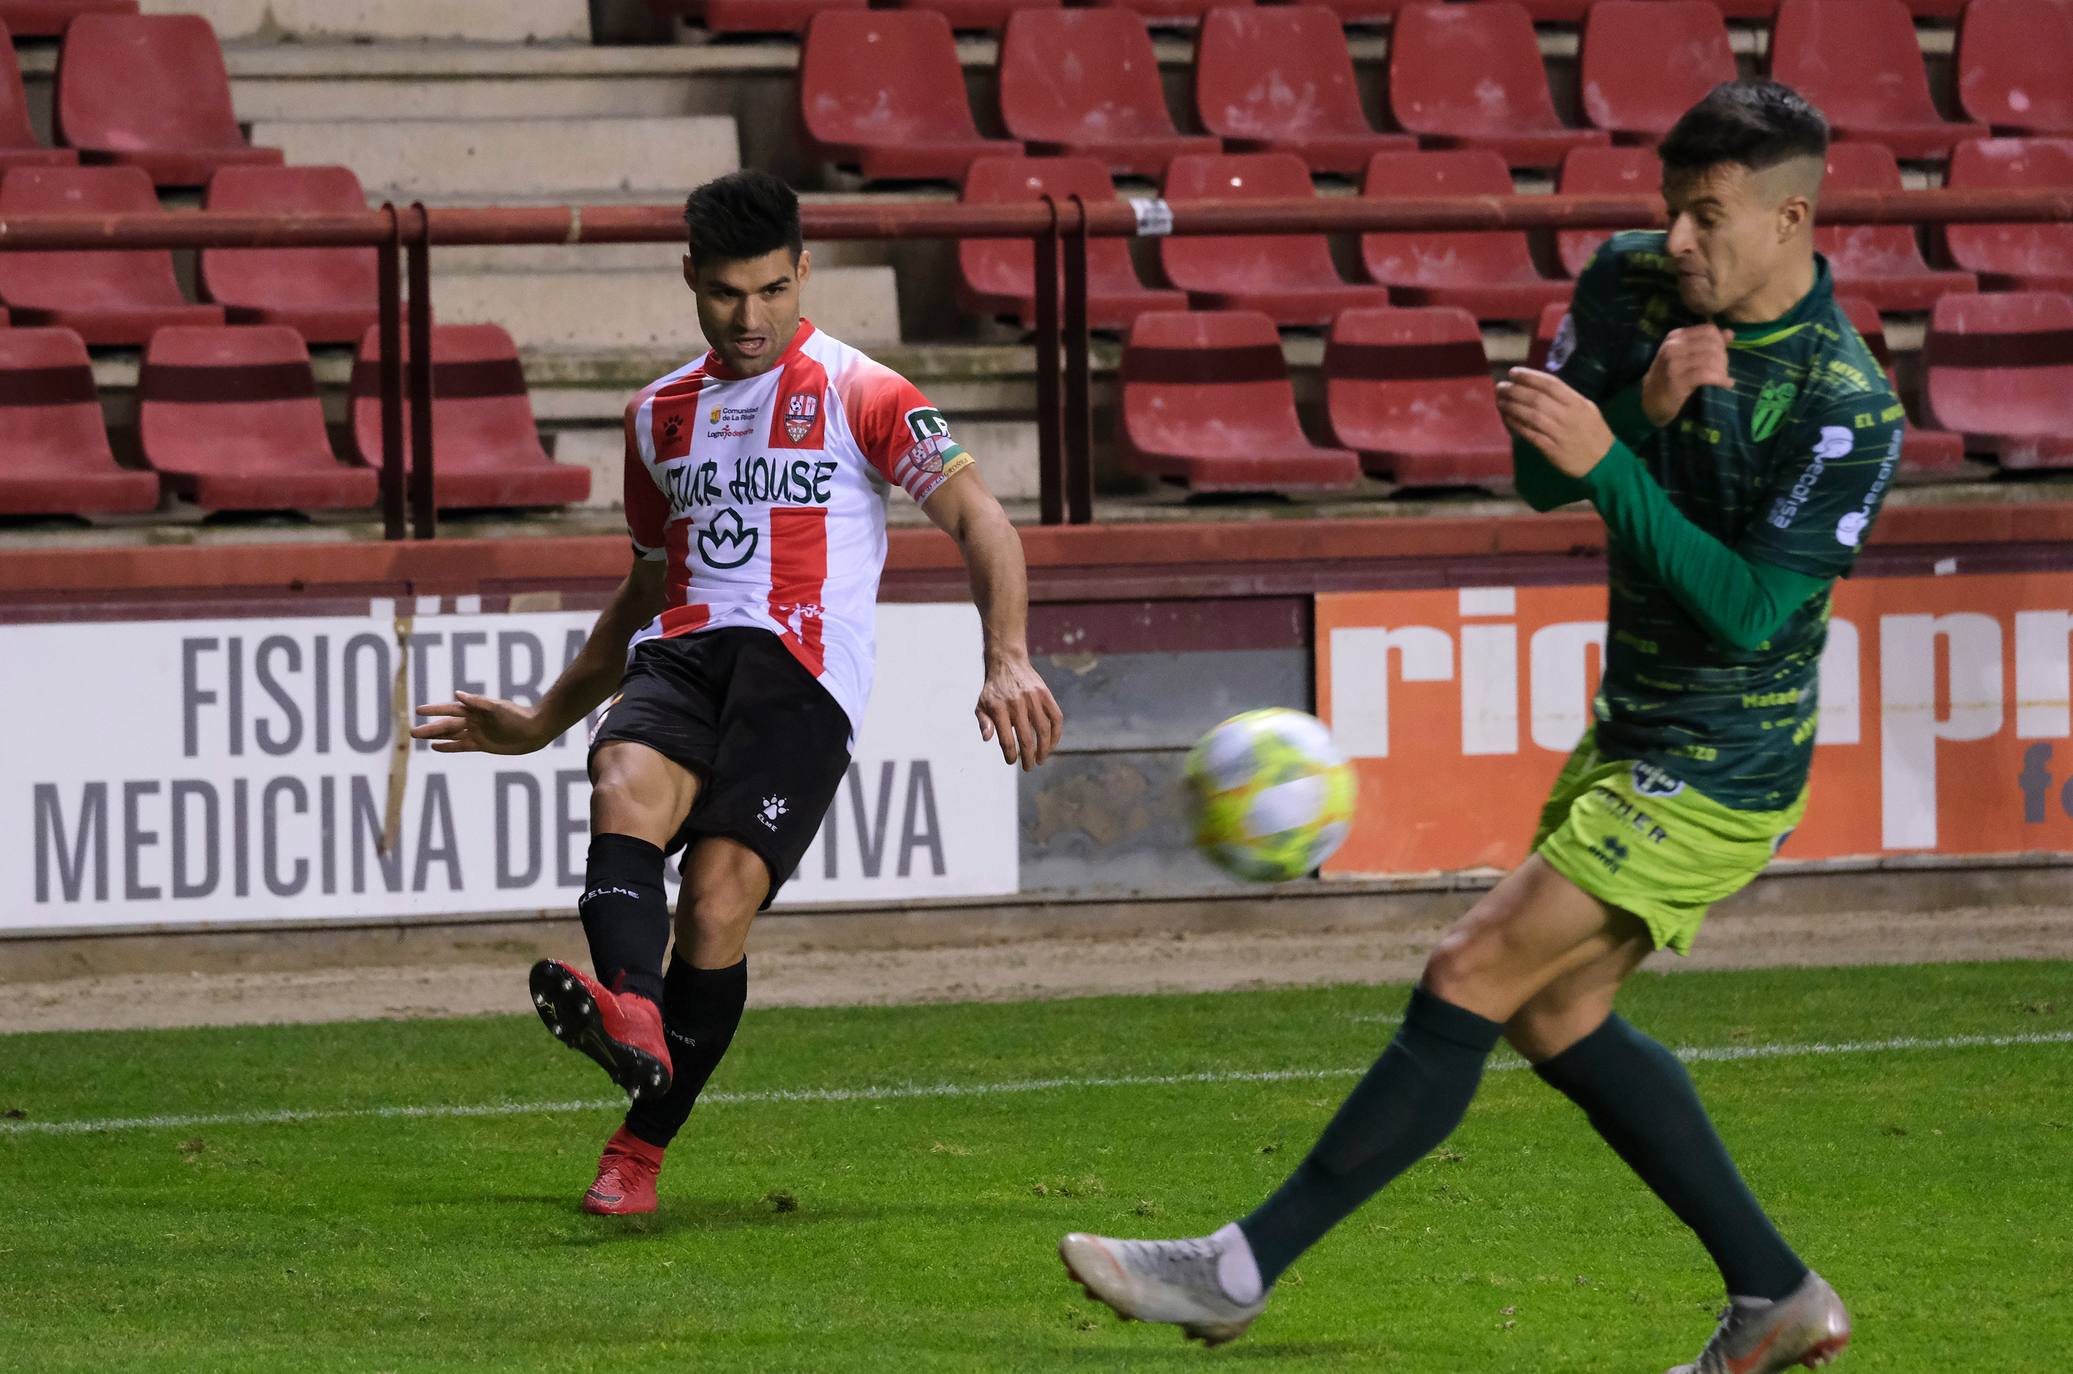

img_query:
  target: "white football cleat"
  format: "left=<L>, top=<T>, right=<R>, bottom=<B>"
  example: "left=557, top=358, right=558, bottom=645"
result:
left=1059, top=1224, right=1268, bottom=1347
left=1668, top=1270, right=1852, bottom=1374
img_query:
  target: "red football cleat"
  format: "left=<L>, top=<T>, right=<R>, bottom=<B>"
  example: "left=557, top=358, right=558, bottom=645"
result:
left=581, top=1125, right=664, bottom=1216
left=528, top=959, right=673, bottom=1101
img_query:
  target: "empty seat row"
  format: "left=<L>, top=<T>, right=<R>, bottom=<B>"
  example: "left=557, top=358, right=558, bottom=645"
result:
left=806, top=4, right=1602, bottom=181
left=0, top=324, right=588, bottom=518
left=957, top=142, right=2073, bottom=328
left=803, top=0, right=2049, bottom=183
left=648, top=0, right=1979, bottom=36
left=1119, top=290, right=2073, bottom=498
left=0, top=164, right=378, bottom=344
left=2, top=14, right=276, bottom=185
left=1561, top=139, right=2073, bottom=304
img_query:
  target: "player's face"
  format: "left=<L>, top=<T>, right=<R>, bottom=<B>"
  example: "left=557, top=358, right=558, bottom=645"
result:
left=1660, top=163, right=1797, bottom=320
left=683, top=246, right=811, bottom=376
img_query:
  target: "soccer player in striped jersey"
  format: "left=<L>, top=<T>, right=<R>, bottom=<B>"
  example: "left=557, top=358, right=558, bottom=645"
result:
left=413, top=170, right=1063, bottom=1215
left=1061, top=82, right=1875, bottom=1374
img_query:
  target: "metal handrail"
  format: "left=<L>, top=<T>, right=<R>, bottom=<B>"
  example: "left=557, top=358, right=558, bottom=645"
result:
left=3, top=187, right=2070, bottom=533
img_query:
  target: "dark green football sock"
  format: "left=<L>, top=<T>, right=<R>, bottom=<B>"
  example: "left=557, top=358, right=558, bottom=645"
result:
left=1533, top=1014, right=1808, bottom=1301
left=1238, top=985, right=1503, bottom=1286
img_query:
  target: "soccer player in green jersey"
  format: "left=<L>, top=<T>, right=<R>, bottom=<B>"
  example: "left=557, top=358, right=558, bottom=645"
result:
left=1059, top=81, right=1888, bottom=1374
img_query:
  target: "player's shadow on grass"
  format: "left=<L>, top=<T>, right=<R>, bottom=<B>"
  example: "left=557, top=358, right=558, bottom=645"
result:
left=484, top=1192, right=1029, bottom=1239
left=1049, top=1341, right=1362, bottom=1363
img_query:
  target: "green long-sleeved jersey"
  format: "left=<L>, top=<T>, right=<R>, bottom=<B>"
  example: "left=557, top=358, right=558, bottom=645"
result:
left=1526, top=231, right=1904, bottom=811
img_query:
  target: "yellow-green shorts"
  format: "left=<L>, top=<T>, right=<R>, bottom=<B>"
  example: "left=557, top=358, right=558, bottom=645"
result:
left=1532, top=732, right=1808, bottom=955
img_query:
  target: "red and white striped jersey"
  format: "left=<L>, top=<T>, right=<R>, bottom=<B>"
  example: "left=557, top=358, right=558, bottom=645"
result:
left=622, top=319, right=973, bottom=736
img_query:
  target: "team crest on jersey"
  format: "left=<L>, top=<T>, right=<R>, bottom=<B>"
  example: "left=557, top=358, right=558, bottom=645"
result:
left=1750, top=380, right=1798, bottom=441
left=785, top=392, right=818, bottom=443
left=772, top=387, right=826, bottom=449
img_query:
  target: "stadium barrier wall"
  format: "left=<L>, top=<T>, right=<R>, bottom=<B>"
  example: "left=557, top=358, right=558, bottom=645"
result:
left=5, top=521, right=2073, bottom=936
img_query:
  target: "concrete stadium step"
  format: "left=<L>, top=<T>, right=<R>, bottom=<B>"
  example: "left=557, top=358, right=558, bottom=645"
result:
left=143, top=0, right=591, bottom=43
left=431, top=266, right=900, bottom=351
left=248, top=117, right=739, bottom=201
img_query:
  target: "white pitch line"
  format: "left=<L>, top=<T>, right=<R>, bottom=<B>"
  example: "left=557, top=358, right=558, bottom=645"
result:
left=3, top=1029, right=2069, bottom=1138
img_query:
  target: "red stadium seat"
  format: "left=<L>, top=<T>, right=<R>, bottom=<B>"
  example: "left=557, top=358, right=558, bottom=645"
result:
left=643, top=0, right=865, bottom=34
left=55, top=15, right=283, bottom=187
left=800, top=11, right=1016, bottom=182
left=996, top=10, right=1216, bottom=177
left=1324, top=306, right=1512, bottom=487
left=1555, top=145, right=1657, bottom=278
left=140, top=326, right=378, bottom=512
left=1359, top=150, right=1570, bottom=320
left=1527, top=299, right=1567, bottom=369
left=1194, top=7, right=1414, bottom=174
left=1771, top=0, right=1989, bottom=160
left=0, top=25, right=78, bottom=172
left=351, top=324, right=592, bottom=509
left=1957, top=0, right=2073, bottom=137
left=890, top=0, right=1058, bottom=31
left=1653, top=0, right=1777, bottom=15
left=1159, top=152, right=1391, bottom=324
left=1505, top=0, right=1595, bottom=19
left=956, top=156, right=1186, bottom=329
left=1944, top=138, right=2073, bottom=293
left=200, top=166, right=381, bottom=345
left=1579, top=1, right=1735, bottom=144
left=0, top=327, right=158, bottom=516
left=0, top=166, right=223, bottom=344
left=1924, top=291, right=2073, bottom=469
left=0, top=1, right=137, bottom=40
left=1389, top=2, right=1609, bottom=168
left=1119, top=309, right=1361, bottom=492
left=1084, top=0, right=1251, bottom=26
left=1834, top=296, right=1967, bottom=474
left=1266, top=0, right=1411, bottom=22
left=1816, top=143, right=1977, bottom=311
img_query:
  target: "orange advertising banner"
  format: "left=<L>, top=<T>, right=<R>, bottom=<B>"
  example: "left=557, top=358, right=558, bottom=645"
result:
left=1317, top=573, right=2073, bottom=876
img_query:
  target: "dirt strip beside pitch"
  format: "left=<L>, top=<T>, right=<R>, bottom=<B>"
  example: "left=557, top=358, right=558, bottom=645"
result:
left=6, top=902, right=2071, bottom=1034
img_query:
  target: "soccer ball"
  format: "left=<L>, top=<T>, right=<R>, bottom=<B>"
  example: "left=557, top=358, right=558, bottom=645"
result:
left=1184, top=708, right=1356, bottom=882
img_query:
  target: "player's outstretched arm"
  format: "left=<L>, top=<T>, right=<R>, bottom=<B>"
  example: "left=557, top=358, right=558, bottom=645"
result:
left=921, top=466, right=1064, bottom=771
left=411, top=559, right=668, bottom=755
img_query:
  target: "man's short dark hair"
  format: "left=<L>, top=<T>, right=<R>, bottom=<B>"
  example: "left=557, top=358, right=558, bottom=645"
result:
left=683, top=170, right=803, bottom=265
left=1658, top=80, right=1830, bottom=177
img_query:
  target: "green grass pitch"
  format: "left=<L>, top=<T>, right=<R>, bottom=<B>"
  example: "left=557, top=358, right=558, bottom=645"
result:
left=3, top=961, right=2069, bottom=1372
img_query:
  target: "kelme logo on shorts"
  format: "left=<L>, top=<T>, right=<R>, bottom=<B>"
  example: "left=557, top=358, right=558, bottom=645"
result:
left=1750, top=379, right=1797, bottom=440
left=1631, top=762, right=1685, bottom=798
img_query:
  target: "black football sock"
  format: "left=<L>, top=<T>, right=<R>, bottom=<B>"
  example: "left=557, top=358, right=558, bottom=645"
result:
left=577, top=833, right=670, bottom=1005
left=625, top=955, right=748, bottom=1149
left=1238, top=985, right=1504, bottom=1287
left=1533, top=1014, right=1808, bottom=1301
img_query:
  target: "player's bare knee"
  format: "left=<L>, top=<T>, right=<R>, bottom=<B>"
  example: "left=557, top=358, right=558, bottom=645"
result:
left=681, top=886, right=757, bottom=964
left=1420, top=927, right=1504, bottom=1007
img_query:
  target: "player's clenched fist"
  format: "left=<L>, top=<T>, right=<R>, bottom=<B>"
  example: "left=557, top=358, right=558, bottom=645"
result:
left=1641, top=324, right=1735, bottom=426
left=1498, top=367, right=1616, bottom=479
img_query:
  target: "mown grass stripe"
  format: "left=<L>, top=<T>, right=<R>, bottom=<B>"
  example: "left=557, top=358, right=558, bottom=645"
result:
left=5, top=1029, right=2069, bottom=1138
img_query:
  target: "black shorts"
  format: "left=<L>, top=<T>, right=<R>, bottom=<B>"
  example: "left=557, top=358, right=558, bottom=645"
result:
left=589, top=627, right=852, bottom=904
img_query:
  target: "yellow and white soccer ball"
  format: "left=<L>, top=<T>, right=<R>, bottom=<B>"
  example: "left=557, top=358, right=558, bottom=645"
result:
left=1184, top=708, right=1357, bottom=883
